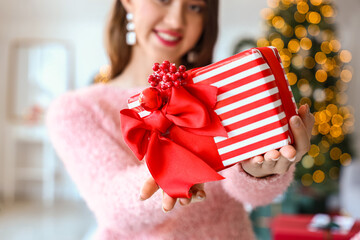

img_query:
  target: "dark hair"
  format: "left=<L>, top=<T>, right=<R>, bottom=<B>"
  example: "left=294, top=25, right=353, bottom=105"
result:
left=105, top=0, right=219, bottom=79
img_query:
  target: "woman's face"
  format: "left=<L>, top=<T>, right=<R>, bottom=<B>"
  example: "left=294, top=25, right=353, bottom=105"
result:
left=131, top=0, right=206, bottom=63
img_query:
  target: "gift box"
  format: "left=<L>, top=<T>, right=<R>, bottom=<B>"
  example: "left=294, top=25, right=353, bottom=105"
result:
left=271, top=214, right=360, bottom=240
left=121, top=47, right=297, bottom=198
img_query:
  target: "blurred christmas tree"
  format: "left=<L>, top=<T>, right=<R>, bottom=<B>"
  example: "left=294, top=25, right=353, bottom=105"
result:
left=257, top=0, right=355, bottom=203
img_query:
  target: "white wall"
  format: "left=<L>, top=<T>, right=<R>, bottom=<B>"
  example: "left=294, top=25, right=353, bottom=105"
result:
left=0, top=0, right=113, bottom=199
left=0, top=0, right=359, bottom=199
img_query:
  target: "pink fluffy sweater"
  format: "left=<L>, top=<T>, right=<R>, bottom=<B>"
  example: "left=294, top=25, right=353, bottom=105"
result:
left=46, top=83, right=295, bottom=240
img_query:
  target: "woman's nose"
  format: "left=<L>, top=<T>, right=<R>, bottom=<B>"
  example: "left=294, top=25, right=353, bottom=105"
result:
left=164, top=3, right=185, bottom=30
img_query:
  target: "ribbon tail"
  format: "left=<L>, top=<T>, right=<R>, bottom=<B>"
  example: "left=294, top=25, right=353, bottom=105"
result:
left=146, top=132, right=224, bottom=199
left=120, top=109, right=151, bottom=160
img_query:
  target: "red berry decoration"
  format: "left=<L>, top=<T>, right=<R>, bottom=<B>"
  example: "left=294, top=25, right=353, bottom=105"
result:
left=152, top=63, right=159, bottom=71
left=139, top=87, right=163, bottom=112
left=170, top=64, right=177, bottom=73
left=145, top=61, right=189, bottom=108
left=179, top=65, right=186, bottom=72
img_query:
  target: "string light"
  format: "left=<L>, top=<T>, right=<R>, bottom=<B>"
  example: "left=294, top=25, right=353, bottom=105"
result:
left=315, top=70, right=328, bottom=82
left=294, top=11, right=306, bottom=23
left=94, top=65, right=111, bottom=83
left=297, top=2, right=309, bottom=14
left=313, top=170, right=325, bottom=183
left=304, top=56, right=316, bottom=69
left=302, top=173, right=313, bottom=186
left=302, top=155, right=315, bottom=168
left=300, top=37, right=312, bottom=50
left=288, top=39, right=301, bottom=53
left=308, top=24, right=320, bottom=36
left=295, top=25, right=307, bottom=38
left=287, top=72, right=298, bottom=85
left=330, top=147, right=342, bottom=160
left=271, top=38, right=285, bottom=50
left=272, top=16, right=286, bottom=29
left=257, top=38, right=270, bottom=47
left=321, top=5, right=335, bottom=18
left=310, top=0, right=323, bottom=6
left=315, top=52, right=327, bottom=64
left=340, top=153, right=352, bottom=166
left=339, top=50, right=352, bottom=63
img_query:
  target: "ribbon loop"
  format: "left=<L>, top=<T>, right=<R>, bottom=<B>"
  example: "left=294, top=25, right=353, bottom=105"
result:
left=120, top=85, right=227, bottom=198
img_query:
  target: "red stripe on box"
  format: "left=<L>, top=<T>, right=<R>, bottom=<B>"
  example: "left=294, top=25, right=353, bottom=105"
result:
left=133, top=106, right=144, bottom=113
left=128, top=93, right=140, bottom=104
left=224, top=106, right=284, bottom=132
left=190, top=50, right=254, bottom=77
left=194, top=58, right=267, bottom=86
left=217, top=69, right=273, bottom=95
left=219, top=133, right=289, bottom=161
left=217, top=93, right=281, bottom=120
left=215, top=81, right=277, bottom=109
left=216, top=117, right=288, bottom=149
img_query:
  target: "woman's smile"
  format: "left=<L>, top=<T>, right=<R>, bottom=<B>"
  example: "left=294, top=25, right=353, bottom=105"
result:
left=154, top=29, right=183, bottom=47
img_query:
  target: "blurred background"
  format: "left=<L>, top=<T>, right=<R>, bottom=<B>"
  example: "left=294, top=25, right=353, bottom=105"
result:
left=0, top=0, right=359, bottom=239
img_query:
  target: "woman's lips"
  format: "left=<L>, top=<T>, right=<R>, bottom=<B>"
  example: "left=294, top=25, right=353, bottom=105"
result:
left=154, top=30, right=182, bottom=47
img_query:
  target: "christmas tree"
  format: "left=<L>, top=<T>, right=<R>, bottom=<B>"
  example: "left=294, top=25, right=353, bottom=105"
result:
left=258, top=0, right=354, bottom=201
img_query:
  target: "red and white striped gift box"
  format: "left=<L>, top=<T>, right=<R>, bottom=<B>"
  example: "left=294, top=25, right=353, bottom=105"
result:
left=127, top=46, right=297, bottom=168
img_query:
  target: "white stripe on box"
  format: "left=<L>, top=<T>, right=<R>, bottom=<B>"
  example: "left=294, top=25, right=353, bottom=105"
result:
left=211, top=64, right=270, bottom=88
left=192, top=54, right=262, bottom=83
left=218, top=124, right=289, bottom=155
left=214, top=112, right=286, bottom=143
left=220, top=99, right=283, bottom=127
left=128, top=100, right=140, bottom=109
left=139, top=111, right=151, bottom=118
left=222, top=139, right=290, bottom=166
left=215, top=87, right=279, bottom=115
left=217, top=75, right=275, bottom=101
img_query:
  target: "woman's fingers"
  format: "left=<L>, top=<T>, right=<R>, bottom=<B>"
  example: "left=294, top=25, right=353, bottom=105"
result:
left=162, top=191, right=177, bottom=213
left=289, top=115, right=311, bottom=156
left=298, top=104, right=315, bottom=138
left=191, top=183, right=206, bottom=203
left=179, top=183, right=206, bottom=206
left=139, top=177, right=159, bottom=200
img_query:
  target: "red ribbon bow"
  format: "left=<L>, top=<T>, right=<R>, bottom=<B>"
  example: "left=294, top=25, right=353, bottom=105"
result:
left=120, top=84, right=228, bottom=198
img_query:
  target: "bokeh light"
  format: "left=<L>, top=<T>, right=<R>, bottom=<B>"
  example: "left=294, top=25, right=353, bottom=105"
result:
left=313, top=170, right=325, bottom=183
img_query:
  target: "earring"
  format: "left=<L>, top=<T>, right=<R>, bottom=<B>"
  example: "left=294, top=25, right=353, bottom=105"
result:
left=187, top=51, right=197, bottom=63
left=126, top=13, right=136, bottom=45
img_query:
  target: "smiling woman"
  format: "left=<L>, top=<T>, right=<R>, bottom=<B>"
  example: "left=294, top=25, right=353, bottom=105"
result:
left=106, top=0, right=218, bottom=79
left=45, top=0, right=313, bottom=239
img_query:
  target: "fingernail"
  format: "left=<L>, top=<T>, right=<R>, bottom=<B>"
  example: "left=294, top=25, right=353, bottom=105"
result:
left=291, top=116, right=301, bottom=128
left=162, top=206, right=169, bottom=213
left=257, top=160, right=264, bottom=164
left=272, top=157, right=280, bottom=161
left=289, top=156, right=296, bottom=162
left=196, top=191, right=206, bottom=201
left=139, top=195, right=145, bottom=201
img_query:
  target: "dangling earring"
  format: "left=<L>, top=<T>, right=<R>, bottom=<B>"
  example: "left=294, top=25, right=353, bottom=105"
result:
left=187, top=51, right=197, bottom=64
left=126, top=13, right=136, bottom=45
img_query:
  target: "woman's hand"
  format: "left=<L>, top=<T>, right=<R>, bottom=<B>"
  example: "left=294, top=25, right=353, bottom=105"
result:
left=140, top=177, right=206, bottom=213
left=139, top=104, right=314, bottom=211
left=241, top=104, right=315, bottom=178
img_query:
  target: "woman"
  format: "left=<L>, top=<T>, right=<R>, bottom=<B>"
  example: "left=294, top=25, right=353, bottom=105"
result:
left=46, top=0, right=315, bottom=239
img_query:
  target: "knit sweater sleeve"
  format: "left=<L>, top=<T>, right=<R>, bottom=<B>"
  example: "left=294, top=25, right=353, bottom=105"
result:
left=219, top=162, right=295, bottom=208
left=46, top=92, right=168, bottom=234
